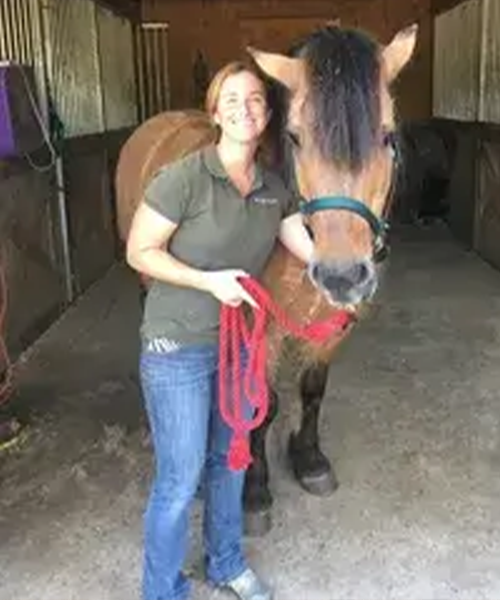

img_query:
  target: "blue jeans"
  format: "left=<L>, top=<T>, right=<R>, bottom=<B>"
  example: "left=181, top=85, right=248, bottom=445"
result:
left=140, top=343, right=250, bottom=600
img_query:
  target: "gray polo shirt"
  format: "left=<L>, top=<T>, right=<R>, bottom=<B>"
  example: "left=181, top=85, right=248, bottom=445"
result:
left=141, top=144, right=296, bottom=345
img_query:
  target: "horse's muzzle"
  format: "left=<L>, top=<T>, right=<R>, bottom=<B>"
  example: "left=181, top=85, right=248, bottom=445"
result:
left=309, top=258, right=377, bottom=306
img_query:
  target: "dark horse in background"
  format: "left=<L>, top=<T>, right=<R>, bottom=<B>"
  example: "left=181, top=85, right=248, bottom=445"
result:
left=115, top=23, right=418, bottom=535
left=392, top=119, right=458, bottom=225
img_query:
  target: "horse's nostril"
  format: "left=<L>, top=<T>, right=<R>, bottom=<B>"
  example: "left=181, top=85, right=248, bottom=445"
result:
left=349, top=262, right=370, bottom=286
left=310, top=263, right=321, bottom=283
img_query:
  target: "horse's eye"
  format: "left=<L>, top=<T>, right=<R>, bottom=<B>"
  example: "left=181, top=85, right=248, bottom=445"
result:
left=286, top=130, right=301, bottom=148
left=382, top=130, right=395, bottom=148
left=305, top=223, right=314, bottom=241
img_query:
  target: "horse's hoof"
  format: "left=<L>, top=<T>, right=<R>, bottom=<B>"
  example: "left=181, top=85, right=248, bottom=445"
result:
left=288, top=432, right=339, bottom=497
left=244, top=508, right=273, bottom=537
left=297, top=469, right=338, bottom=497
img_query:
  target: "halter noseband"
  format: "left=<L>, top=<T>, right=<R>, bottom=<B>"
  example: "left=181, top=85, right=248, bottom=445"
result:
left=299, top=196, right=389, bottom=262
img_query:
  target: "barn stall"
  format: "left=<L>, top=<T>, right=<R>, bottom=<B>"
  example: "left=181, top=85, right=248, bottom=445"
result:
left=1, top=0, right=500, bottom=598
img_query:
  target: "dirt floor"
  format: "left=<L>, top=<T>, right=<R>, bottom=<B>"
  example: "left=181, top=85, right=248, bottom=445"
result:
left=1, top=222, right=500, bottom=600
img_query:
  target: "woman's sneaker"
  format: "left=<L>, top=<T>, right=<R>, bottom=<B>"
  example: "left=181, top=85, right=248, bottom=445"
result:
left=0, top=417, right=23, bottom=452
left=223, top=568, right=273, bottom=600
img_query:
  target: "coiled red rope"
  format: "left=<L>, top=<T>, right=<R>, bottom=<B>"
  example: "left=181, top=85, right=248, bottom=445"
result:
left=218, top=276, right=353, bottom=471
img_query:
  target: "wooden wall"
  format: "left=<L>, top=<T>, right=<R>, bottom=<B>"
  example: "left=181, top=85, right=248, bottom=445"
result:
left=142, top=0, right=433, bottom=120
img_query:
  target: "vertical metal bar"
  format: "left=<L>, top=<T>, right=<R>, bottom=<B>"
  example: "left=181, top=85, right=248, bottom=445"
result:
left=432, top=16, right=439, bottom=116
left=52, top=0, right=67, bottom=133
left=159, top=28, right=166, bottom=110
left=93, top=1, right=106, bottom=132
left=126, top=19, right=139, bottom=125
left=43, top=0, right=56, bottom=103
left=11, top=0, right=24, bottom=61
left=15, top=0, right=25, bottom=60
left=19, top=0, right=32, bottom=63
left=154, top=28, right=163, bottom=111
left=13, top=0, right=22, bottom=62
left=0, top=2, right=8, bottom=60
left=4, top=0, right=16, bottom=62
left=138, top=27, right=147, bottom=120
left=29, top=0, right=47, bottom=112
left=162, top=27, right=170, bottom=109
left=132, top=24, right=144, bottom=121
left=3, top=0, right=15, bottom=59
left=473, top=0, right=488, bottom=251
left=150, top=28, right=157, bottom=111
left=40, top=0, right=74, bottom=304
left=478, top=0, right=490, bottom=121
left=10, top=0, right=19, bottom=60
left=18, top=0, right=28, bottom=62
left=151, top=28, right=158, bottom=115
left=141, top=28, right=152, bottom=118
left=156, top=29, right=165, bottom=110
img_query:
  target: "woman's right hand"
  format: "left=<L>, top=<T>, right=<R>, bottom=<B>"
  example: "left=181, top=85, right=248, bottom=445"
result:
left=203, top=270, right=259, bottom=308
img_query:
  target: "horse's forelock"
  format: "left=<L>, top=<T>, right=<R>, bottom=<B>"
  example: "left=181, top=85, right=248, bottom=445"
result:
left=293, top=27, right=382, bottom=171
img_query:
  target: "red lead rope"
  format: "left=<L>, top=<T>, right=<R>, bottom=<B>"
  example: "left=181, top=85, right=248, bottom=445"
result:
left=218, top=276, right=353, bottom=471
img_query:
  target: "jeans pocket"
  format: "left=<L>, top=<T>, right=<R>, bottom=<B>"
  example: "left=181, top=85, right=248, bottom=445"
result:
left=140, top=344, right=218, bottom=389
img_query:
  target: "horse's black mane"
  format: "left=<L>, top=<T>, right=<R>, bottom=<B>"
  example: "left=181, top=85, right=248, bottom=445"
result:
left=266, top=26, right=382, bottom=179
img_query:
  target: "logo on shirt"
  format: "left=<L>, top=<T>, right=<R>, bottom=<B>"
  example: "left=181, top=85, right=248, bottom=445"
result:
left=252, top=196, right=279, bottom=206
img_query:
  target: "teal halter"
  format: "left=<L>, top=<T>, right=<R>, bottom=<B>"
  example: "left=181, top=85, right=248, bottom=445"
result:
left=300, top=196, right=386, bottom=238
left=299, top=196, right=389, bottom=262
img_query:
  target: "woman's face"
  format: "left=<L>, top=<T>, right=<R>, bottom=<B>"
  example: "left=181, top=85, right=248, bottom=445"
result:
left=213, top=71, right=269, bottom=144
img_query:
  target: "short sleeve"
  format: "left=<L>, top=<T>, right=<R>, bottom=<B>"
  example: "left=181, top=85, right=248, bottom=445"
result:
left=143, top=162, right=190, bottom=224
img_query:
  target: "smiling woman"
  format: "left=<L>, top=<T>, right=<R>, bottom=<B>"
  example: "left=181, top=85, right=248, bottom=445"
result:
left=124, top=60, right=313, bottom=600
left=206, top=63, right=269, bottom=147
left=203, top=63, right=272, bottom=195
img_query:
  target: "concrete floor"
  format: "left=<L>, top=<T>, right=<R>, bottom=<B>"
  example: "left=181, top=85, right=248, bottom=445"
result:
left=2, top=222, right=500, bottom=600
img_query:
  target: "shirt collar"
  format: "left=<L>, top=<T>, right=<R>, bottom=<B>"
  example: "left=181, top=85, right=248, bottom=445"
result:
left=202, top=144, right=265, bottom=192
left=202, top=144, right=228, bottom=179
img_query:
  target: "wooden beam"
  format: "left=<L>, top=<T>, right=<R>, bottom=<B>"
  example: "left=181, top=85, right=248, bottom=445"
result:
left=94, top=0, right=142, bottom=21
left=431, top=0, right=469, bottom=14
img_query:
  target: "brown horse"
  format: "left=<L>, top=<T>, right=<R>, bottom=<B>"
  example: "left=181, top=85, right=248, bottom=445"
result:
left=115, top=23, right=418, bottom=535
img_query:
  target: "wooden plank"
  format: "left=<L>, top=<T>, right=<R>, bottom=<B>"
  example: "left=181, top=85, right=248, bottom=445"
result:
left=94, top=0, right=141, bottom=21
left=431, top=0, right=469, bottom=15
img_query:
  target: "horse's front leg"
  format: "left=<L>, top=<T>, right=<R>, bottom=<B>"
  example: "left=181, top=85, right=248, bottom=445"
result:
left=288, top=362, right=339, bottom=496
left=243, top=387, right=278, bottom=537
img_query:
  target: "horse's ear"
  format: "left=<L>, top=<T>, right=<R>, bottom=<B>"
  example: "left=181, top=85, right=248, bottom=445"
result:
left=247, top=47, right=305, bottom=92
left=382, top=23, right=418, bottom=81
